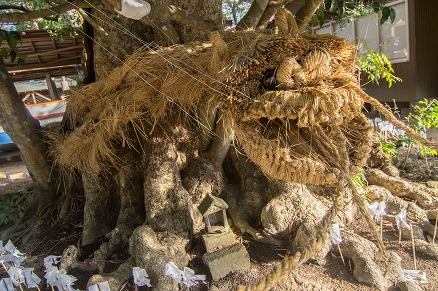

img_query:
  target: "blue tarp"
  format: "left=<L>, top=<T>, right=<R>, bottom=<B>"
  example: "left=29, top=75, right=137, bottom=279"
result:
left=0, top=132, right=13, bottom=145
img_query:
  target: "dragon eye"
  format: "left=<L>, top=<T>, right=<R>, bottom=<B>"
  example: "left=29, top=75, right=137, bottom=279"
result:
left=261, top=69, right=277, bottom=89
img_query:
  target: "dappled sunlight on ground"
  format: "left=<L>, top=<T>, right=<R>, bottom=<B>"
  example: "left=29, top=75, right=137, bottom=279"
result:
left=0, top=161, right=33, bottom=195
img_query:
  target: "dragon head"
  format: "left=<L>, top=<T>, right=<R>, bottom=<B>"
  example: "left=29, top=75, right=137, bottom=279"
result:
left=211, top=12, right=373, bottom=185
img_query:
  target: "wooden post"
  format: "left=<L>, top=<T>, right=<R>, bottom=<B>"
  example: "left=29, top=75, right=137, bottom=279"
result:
left=45, top=73, right=60, bottom=100
left=433, top=210, right=438, bottom=244
left=410, top=223, right=417, bottom=270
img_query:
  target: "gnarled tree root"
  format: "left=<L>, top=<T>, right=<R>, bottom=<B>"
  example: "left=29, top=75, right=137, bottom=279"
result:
left=366, top=168, right=438, bottom=208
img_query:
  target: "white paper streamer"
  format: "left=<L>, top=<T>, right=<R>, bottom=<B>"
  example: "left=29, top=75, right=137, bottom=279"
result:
left=164, top=262, right=183, bottom=284
left=0, top=278, right=14, bottom=291
left=395, top=209, right=410, bottom=230
left=45, top=267, right=78, bottom=291
left=7, top=266, right=25, bottom=286
left=0, top=240, right=26, bottom=267
left=22, top=267, right=41, bottom=288
left=4, top=240, right=24, bottom=257
left=329, top=224, right=343, bottom=245
left=44, top=255, right=62, bottom=269
left=182, top=267, right=206, bottom=287
left=164, top=262, right=205, bottom=287
left=367, top=201, right=387, bottom=221
left=133, top=267, right=152, bottom=287
left=116, top=0, right=151, bottom=20
left=402, top=270, right=428, bottom=284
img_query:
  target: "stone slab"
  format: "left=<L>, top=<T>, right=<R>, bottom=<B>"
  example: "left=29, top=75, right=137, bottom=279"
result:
left=202, top=243, right=250, bottom=281
left=201, top=229, right=236, bottom=253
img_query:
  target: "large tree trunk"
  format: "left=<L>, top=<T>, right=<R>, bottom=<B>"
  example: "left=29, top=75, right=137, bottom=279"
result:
left=0, top=57, right=57, bottom=213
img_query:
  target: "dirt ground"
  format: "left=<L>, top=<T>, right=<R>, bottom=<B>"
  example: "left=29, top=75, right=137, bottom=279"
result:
left=0, top=154, right=437, bottom=291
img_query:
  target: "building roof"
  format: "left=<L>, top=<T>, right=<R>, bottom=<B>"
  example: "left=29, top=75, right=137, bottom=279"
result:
left=2, top=30, right=84, bottom=82
left=198, top=194, right=229, bottom=216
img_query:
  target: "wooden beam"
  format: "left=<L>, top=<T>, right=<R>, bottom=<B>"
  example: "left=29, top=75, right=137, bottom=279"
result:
left=6, top=57, right=82, bottom=72
left=17, top=45, right=84, bottom=57
left=8, top=67, right=79, bottom=82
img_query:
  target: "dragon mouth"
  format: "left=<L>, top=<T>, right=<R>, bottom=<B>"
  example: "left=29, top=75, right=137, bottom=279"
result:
left=236, top=116, right=339, bottom=185
left=234, top=90, right=342, bottom=185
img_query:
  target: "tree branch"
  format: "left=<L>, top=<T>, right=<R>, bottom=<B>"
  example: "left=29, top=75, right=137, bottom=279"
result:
left=236, top=0, right=270, bottom=30
left=295, top=0, right=324, bottom=30
left=0, top=1, right=218, bottom=33
left=0, top=0, right=98, bottom=23
left=0, top=5, right=29, bottom=12
left=146, top=4, right=219, bottom=32
left=256, top=0, right=294, bottom=29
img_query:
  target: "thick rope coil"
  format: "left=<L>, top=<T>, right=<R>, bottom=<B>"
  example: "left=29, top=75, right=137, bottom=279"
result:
left=276, top=56, right=304, bottom=89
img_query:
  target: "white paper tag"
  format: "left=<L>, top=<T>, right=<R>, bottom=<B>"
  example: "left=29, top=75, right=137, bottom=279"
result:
left=116, top=0, right=151, bottom=20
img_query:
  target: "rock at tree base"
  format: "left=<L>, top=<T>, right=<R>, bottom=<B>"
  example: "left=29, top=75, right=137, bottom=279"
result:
left=202, top=243, right=250, bottom=281
left=397, top=281, right=424, bottom=291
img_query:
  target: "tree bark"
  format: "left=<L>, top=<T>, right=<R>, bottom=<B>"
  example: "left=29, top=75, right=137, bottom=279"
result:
left=295, top=0, right=324, bottom=30
left=236, top=0, right=270, bottom=30
left=0, top=58, right=57, bottom=212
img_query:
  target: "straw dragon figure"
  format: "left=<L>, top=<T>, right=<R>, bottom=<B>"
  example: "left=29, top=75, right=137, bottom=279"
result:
left=52, top=8, right=438, bottom=291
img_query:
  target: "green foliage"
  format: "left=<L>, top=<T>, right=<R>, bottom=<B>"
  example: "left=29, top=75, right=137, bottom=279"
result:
left=379, top=141, right=396, bottom=158
left=352, top=169, right=368, bottom=189
left=407, top=99, right=438, bottom=133
left=0, top=29, right=26, bottom=64
left=356, top=47, right=402, bottom=88
left=1, top=0, right=80, bottom=39
left=37, top=17, right=78, bottom=39
left=313, top=0, right=396, bottom=28
left=0, top=192, right=25, bottom=226
left=405, top=99, right=438, bottom=157
left=352, top=169, right=371, bottom=201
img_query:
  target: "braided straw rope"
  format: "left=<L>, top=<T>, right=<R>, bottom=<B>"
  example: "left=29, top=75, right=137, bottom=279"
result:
left=276, top=56, right=304, bottom=89
left=275, top=8, right=299, bottom=34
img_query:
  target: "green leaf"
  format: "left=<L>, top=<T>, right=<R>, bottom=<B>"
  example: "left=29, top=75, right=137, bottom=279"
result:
left=17, top=57, right=26, bottom=66
left=0, top=30, right=9, bottom=43
left=10, top=50, right=17, bottom=62
left=325, top=0, right=333, bottom=10
left=9, top=31, right=21, bottom=40
left=319, top=13, right=326, bottom=27
left=389, top=8, right=396, bottom=23
left=8, top=36, right=17, bottom=49
left=381, top=6, right=390, bottom=24
left=1, top=48, right=8, bottom=58
left=373, top=1, right=381, bottom=13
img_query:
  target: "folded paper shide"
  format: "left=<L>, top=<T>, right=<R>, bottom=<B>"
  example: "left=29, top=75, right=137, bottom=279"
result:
left=164, top=262, right=206, bottom=287
left=329, top=223, right=343, bottom=245
left=402, top=270, right=428, bottom=284
left=133, top=267, right=152, bottom=287
left=395, top=209, right=410, bottom=230
left=115, top=0, right=151, bottom=20
left=44, top=255, right=78, bottom=291
left=367, top=201, right=387, bottom=221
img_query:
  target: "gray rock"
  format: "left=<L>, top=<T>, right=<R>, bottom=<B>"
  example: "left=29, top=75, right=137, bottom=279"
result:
left=202, top=243, right=250, bottom=281
left=397, top=280, right=424, bottom=291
